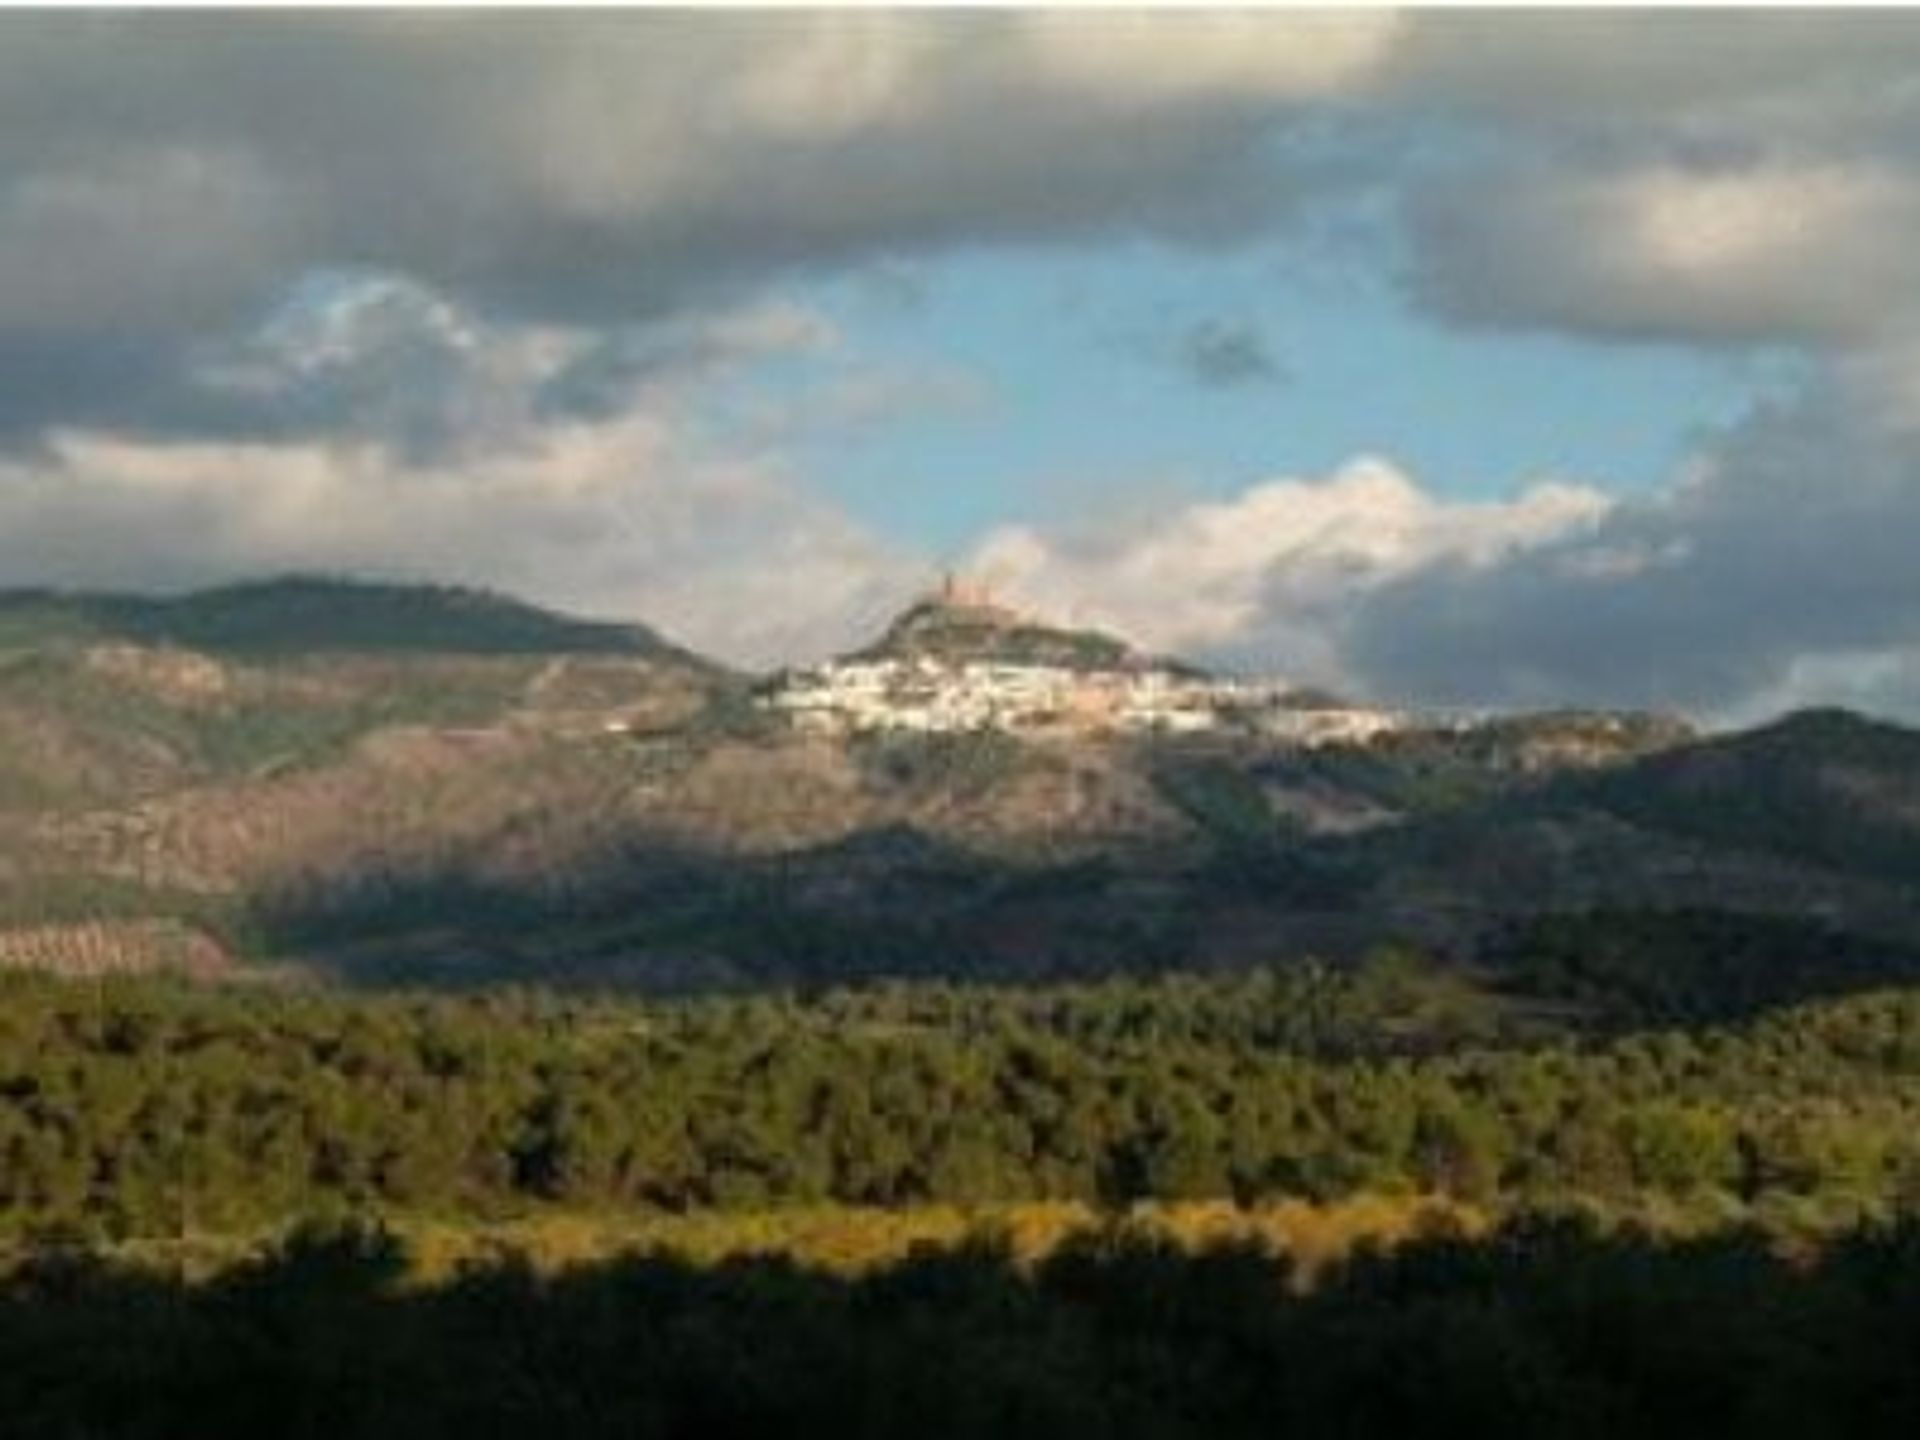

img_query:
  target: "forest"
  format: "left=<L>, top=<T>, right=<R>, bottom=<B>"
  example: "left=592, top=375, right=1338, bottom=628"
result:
left=6, top=926, right=1920, bottom=1242
left=10, top=912, right=1920, bottom=1435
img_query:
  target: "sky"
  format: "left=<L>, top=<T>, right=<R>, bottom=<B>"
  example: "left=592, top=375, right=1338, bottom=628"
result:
left=1, top=9, right=1919, bottom=723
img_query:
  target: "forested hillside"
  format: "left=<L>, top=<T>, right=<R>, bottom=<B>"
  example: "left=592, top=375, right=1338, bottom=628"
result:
left=1578, top=708, right=1920, bottom=883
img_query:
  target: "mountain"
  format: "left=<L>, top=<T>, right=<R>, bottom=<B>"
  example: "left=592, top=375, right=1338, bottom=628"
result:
left=0, top=578, right=738, bottom=978
left=0, top=574, right=1916, bottom=1007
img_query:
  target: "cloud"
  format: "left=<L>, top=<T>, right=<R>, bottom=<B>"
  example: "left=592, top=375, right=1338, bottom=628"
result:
left=0, top=417, right=918, bottom=671
left=1384, top=11, right=1920, bottom=143
left=1373, top=13, right=1920, bottom=353
left=0, top=146, right=293, bottom=342
left=0, top=10, right=1917, bottom=435
left=114, top=273, right=838, bottom=462
left=966, top=458, right=1608, bottom=682
left=1175, top=319, right=1286, bottom=389
left=0, top=10, right=1918, bottom=716
left=959, top=357, right=1920, bottom=722
left=1404, top=159, right=1920, bottom=347
left=0, top=12, right=1394, bottom=437
left=1015, top=10, right=1401, bottom=107
left=0, top=24, right=1324, bottom=417
left=3, top=11, right=1914, bottom=439
left=185, top=272, right=576, bottom=460
left=531, top=298, right=840, bottom=428
left=1337, top=377, right=1920, bottom=717
left=0, top=278, right=919, bottom=668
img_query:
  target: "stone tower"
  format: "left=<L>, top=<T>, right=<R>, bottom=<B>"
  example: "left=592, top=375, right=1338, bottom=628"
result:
left=937, top=571, right=998, bottom=610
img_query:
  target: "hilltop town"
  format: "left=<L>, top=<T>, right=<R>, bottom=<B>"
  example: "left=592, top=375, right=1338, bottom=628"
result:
left=758, top=576, right=1411, bottom=744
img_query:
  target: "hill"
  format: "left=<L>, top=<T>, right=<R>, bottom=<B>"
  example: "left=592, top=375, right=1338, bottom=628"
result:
left=0, top=574, right=1917, bottom=1004
left=0, top=578, right=742, bottom=980
left=1575, top=707, right=1920, bottom=882
left=847, top=586, right=1173, bottom=673
left=0, top=576, right=709, bottom=662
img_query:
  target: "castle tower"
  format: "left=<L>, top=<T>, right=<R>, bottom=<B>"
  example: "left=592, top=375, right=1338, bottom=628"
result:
left=936, top=571, right=996, bottom=610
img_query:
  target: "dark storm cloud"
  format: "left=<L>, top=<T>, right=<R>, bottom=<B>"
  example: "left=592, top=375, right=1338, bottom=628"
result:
left=1337, top=385, right=1920, bottom=717
left=0, top=11, right=1397, bottom=444
left=5, top=10, right=1917, bottom=438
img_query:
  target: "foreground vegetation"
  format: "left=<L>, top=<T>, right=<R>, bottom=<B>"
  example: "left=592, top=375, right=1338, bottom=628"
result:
left=6, top=956, right=1920, bottom=1241
left=37, top=1195, right=1482, bottom=1289
left=6, top=1211, right=1920, bottom=1438
left=7, top=921, right=1920, bottom=1433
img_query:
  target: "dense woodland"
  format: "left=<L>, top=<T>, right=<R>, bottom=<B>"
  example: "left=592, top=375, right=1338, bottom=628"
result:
left=7, top=930, right=1920, bottom=1242
left=3, top=874, right=1919, bottom=1436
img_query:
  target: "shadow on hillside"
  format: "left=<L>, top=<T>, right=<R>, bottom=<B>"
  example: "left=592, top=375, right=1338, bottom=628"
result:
left=237, top=816, right=1920, bottom=1034
left=245, top=822, right=1381, bottom=994
left=6, top=1214, right=1920, bottom=1439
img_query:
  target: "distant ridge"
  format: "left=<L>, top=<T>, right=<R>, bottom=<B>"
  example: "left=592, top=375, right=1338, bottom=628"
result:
left=0, top=576, right=715, bottom=665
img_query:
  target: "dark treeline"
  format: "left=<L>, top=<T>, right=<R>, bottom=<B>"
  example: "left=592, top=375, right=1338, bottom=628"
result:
left=5, top=1214, right=1920, bottom=1438
left=6, top=956, right=1920, bottom=1239
left=1486, top=908, right=1920, bottom=1025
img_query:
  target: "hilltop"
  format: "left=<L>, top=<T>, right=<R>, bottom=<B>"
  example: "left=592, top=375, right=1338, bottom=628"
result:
left=844, top=576, right=1183, bottom=673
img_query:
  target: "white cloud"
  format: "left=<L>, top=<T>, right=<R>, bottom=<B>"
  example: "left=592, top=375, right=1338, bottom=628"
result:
left=967, top=458, right=1609, bottom=682
left=957, top=388, right=1920, bottom=722
left=0, top=278, right=919, bottom=668
left=0, top=416, right=916, bottom=671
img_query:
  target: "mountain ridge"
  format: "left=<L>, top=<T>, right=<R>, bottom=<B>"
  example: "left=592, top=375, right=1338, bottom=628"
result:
left=0, top=574, right=1914, bottom=996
